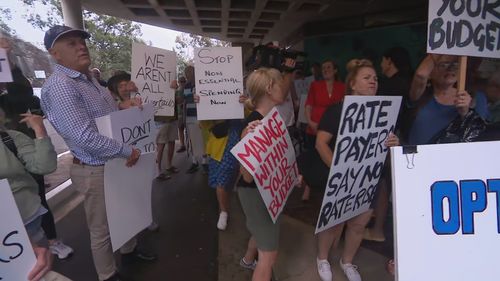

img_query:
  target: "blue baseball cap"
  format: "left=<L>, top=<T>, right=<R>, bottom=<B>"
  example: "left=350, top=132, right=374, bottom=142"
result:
left=44, top=25, right=90, bottom=50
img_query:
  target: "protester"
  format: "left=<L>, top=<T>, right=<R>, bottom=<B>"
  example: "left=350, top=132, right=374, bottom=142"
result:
left=0, top=36, right=74, bottom=260
left=306, top=59, right=399, bottom=281
left=176, top=76, right=187, bottom=153
left=91, top=67, right=107, bottom=87
left=183, top=65, right=208, bottom=173
left=364, top=46, right=413, bottom=243
left=40, top=25, right=155, bottom=281
left=406, top=54, right=489, bottom=145
left=237, top=66, right=298, bottom=281
left=310, top=62, right=323, bottom=81
left=302, top=60, right=346, bottom=201
left=155, top=79, right=183, bottom=180
left=0, top=108, right=55, bottom=281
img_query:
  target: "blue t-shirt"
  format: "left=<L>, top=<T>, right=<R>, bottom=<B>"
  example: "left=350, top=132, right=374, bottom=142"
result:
left=408, top=92, right=490, bottom=145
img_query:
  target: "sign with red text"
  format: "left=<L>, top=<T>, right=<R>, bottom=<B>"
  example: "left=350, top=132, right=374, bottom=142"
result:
left=0, top=48, right=13, bottom=82
left=231, top=108, right=299, bottom=222
left=132, top=43, right=177, bottom=116
left=96, top=103, right=157, bottom=153
left=316, top=96, right=401, bottom=233
left=427, top=0, right=500, bottom=58
left=391, top=141, right=500, bottom=281
left=194, top=47, right=244, bottom=120
left=0, top=179, right=37, bottom=281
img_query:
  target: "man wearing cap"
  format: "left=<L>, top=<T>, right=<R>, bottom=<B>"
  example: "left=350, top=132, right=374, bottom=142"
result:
left=40, top=25, right=156, bottom=281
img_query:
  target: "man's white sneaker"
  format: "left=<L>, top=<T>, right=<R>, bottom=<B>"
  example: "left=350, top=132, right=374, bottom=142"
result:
left=339, top=259, right=362, bottom=281
left=317, top=258, right=333, bottom=281
left=217, top=212, right=228, bottom=230
left=50, top=240, right=74, bottom=259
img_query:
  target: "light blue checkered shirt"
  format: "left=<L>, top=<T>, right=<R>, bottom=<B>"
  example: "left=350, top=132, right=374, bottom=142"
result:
left=41, top=64, right=132, bottom=165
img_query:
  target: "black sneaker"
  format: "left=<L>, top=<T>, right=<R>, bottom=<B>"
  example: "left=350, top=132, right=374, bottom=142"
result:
left=121, top=249, right=157, bottom=265
left=186, top=163, right=199, bottom=174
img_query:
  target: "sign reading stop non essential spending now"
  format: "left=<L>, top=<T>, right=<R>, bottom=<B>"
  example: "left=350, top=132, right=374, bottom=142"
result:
left=231, top=108, right=299, bottom=222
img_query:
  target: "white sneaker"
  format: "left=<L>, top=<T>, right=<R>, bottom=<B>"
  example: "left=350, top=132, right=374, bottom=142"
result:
left=50, top=240, right=74, bottom=259
left=217, top=212, right=228, bottom=230
left=317, top=258, right=333, bottom=281
left=339, top=259, right=362, bottom=281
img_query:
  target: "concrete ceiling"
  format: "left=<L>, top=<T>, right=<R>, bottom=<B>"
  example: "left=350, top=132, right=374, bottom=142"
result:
left=81, top=0, right=427, bottom=44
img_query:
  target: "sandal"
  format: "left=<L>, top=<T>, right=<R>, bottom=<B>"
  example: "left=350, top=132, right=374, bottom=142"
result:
left=155, top=173, right=171, bottom=181
left=386, top=259, right=395, bottom=276
left=166, top=166, right=179, bottom=174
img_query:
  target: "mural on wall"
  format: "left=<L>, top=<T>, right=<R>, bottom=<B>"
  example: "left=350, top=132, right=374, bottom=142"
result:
left=304, top=24, right=427, bottom=80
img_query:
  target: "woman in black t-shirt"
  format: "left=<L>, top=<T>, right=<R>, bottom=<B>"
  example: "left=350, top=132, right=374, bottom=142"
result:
left=313, top=60, right=400, bottom=281
left=237, top=67, right=293, bottom=281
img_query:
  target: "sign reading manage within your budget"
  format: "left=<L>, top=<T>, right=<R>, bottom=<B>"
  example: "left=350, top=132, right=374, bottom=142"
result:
left=231, top=108, right=299, bottom=222
left=132, top=43, right=177, bottom=116
left=194, top=47, right=244, bottom=120
left=316, top=96, right=401, bottom=233
left=427, top=0, right=500, bottom=58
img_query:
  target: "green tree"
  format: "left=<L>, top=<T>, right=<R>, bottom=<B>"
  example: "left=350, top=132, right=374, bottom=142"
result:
left=174, top=33, right=230, bottom=75
left=2, top=0, right=144, bottom=79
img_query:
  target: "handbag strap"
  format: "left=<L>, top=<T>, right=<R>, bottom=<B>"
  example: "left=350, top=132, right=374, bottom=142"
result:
left=0, top=130, right=18, bottom=157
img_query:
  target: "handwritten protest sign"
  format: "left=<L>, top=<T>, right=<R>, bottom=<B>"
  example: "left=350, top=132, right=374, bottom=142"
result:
left=315, top=96, right=401, bottom=233
left=0, top=179, right=37, bottom=281
left=194, top=47, right=244, bottom=120
left=0, top=48, right=13, bottom=82
left=132, top=43, right=177, bottom=116
left=391, top=141, right=500, bottom=281
left=231, top=108, right=299, bottom=222
left=104, top=153, right=155, bottom=252
left=96, top=104, right=157, bottom=153
left=427, top=0, right=500, bottom=58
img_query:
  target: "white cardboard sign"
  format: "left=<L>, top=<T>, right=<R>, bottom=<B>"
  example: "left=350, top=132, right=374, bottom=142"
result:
left=132, top=43, right=177, bottom=116
left=391, top=141, right=500, bottom=281
left=231, top=107, right=299, bottom=222
left=104, top=153, right=155, bottom=252
left=0, top=179, right=37, bottom=281
left=316, top=96, right=401, bottom=233
left=96, top=104, right=157, bottom=153
left=194, top=47, right=244, bottom=120
left=427, top=0, right=500, bottom=58
left=0, top=48, right=13, bottom=82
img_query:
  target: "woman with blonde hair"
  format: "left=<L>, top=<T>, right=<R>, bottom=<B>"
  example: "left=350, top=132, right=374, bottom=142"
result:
left=310, top=59, right=399, bottom=281
left=237, top=67, right=292, bottom=281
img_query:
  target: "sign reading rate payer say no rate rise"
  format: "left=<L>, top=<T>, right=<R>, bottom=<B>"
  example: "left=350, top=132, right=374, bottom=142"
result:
left=428, top=0, right=500, bottom=58
left=132, top=43, right=177, bottom=116
left=195, top=47, right=244, bottom=120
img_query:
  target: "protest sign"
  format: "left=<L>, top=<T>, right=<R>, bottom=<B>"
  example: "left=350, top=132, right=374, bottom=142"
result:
left=194, top=47, right=244, bottom=120
left=427, top=0, right=500, bottom=58
left=104, top=153, right=155, bottom=252
left=0, top=48, right=13, bottom=82
left=96, top=103, right=157, bottom=153
left=315, top=96, right=401, bottom=233
left=231, top=107, right=299, bottom=222
left=0, top=179, right=37, bottom=281
left=391, top=141, right=500, bottom=281
left=132, top=43, right=177, bottom=116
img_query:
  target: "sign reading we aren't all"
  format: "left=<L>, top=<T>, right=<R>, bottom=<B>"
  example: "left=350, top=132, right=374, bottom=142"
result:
left=194, top=47, right=244, bottom=120
left=428, top=0, right=500, bottom=58
left=231, top=108, right=299, bottom=222
left=316, top=96, right=401, bottom=233
left=132, top=43, right=177, bottom=116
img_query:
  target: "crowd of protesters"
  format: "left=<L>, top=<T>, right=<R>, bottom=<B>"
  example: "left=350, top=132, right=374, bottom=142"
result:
left=1, top=24, right=499, bottom=281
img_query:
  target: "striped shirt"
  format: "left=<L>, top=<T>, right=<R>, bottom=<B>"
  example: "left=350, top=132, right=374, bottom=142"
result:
left=41, top=64, right=132, bottom=165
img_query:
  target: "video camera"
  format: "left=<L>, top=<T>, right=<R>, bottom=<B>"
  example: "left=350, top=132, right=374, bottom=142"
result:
left=246, top=42, right=307, bottom=72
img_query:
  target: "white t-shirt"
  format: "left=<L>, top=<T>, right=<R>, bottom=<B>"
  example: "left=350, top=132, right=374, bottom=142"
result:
left=276, top=91, right=295, bottom=127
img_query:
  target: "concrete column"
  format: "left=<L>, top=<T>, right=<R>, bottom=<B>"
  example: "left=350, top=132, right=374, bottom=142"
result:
left=60, top=0, right=84, bottom=29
